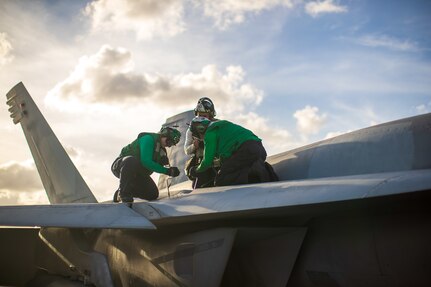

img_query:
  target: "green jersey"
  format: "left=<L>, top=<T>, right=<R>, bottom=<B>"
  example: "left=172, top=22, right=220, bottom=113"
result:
left=120, top=133, right=169, bottom=175
left=196, top=120, right=261, bottom=172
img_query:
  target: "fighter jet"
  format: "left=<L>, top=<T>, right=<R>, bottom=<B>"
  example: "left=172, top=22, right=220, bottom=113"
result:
left=1, top=82, right=430, bottom=287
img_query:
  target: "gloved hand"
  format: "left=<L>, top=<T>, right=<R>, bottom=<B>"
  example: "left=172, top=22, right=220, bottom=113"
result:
left=167, top=166, right=180, bottom=177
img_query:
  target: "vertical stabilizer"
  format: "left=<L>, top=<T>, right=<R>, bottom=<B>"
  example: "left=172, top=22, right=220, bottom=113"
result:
left=158, top=110, right=194, bottom=190
left=6, top=82, right=97, bottom=203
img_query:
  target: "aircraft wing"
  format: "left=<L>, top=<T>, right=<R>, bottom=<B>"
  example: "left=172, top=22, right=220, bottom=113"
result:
left=3, top=169, right=427, bottom=229
left=146, top=169, right=431, bottom=219
left=0, top=203, right=155, bottom=229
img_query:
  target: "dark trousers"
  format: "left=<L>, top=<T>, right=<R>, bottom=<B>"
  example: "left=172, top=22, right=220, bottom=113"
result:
left=194, top=167, right=217, bottom=188
left=215, top=140, right=271, bottom=186
left=186, top=154, right=217, bottom=188
left=111, top=156, right=159, bottom=201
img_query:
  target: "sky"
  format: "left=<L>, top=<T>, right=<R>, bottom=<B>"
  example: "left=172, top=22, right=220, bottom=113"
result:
left=0, top=0, right=430, bottom=205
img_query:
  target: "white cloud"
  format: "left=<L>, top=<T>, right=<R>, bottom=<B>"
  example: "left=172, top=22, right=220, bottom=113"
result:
left=0, top=32, right=13, bottom=65
left=46, top=45, right=144, bottom=104
left=356, top=34, right=419, bottom=52
left=46, top=45, right=264, bottom=116
left=324, top=130, right=346, bottom=139
left=44, top=44, right=298, bottom=177
left=416, top=101, right=431, bottom=114
left=0, top=189, right=48, bottom=206
left=15, top=191, right=49, bottom=205
left=199, top=0, right=295, bottom=29
left=84, top=0, right=185, bottom=40
left=233, top=112, right=293, bottom=154
left=171, top=64, right=265, bottom=115
left=416, top=104, right=426, bottom=114
left=293, top=105, right=327, bottom=136
left=305, top=0, right=347, bottom=17
left=84, top=0, right=299, bottom=33
left=330, top=102, right=383, bottom=131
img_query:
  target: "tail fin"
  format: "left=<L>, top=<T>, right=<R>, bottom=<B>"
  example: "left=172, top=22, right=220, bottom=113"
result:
left=6, top=82, right=97, bottom=203
left=158, top=110, right=194, bottom=190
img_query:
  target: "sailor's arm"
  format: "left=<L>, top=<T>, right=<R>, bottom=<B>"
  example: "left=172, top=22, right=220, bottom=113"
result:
left=139, top=135, right=169, bottom=174
left=196, top=132, right=216, bottom=172
left=184, top=128, right=196, bottom=155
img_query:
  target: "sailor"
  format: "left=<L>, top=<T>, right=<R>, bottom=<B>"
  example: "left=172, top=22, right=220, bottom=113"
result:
left=184, top=97, right=218, bottom=188
left=112, top=126, right=181, bottom=203
left=189, top=118, right=278, bottom=186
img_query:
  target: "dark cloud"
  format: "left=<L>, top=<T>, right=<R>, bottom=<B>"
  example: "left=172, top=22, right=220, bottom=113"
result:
left=93, top=71, right=149, bottom=100
left=0, top=162, right=43, bottom=192
left=43, top=46, right=294, bottom=157
left=47, top=46, right=264, bottom=113
left=96, top=46, right=132, bottom=69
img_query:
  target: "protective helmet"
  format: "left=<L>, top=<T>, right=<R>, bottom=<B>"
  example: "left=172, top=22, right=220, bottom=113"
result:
left=194, top=97, right=216, bottom=117
left=190, top=116, right=211, bottom=135
left=160, top=127, right=181, bottom=146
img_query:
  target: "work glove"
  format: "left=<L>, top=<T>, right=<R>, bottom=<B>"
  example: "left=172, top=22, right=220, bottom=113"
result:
left=167, top=166, right=180, bottom=177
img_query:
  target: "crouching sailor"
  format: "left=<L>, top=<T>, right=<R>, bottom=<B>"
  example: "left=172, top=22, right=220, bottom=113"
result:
left=112, top=126, right=181, bottom=203
left=189, top=117, right=278, bottom=187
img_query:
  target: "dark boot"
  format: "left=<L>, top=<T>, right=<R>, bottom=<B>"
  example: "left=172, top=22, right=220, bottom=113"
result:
left=113, top=187, right=133, bottom=203
left=119, top=186, right=134, bottom=203
left=117, top=178, right=134, bottom=203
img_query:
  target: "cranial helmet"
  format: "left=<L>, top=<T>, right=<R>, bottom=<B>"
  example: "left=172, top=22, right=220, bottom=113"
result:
left=190, top=116, right=211, bottom=135
left=160, top=127, right=181, bottom=146
left=194, top=97, right=216, bottom=117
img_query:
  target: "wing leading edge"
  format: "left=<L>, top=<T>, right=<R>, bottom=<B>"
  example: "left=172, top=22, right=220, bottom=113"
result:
left=144, top=169, right=431, bottom=219
left=3, top=169, right=428, bottom=229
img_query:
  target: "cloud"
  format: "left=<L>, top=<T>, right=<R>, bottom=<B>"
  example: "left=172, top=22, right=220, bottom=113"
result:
left=0, top=161, right=43, bottom=192
left=83, top=0, right=351, bottom=35
left=0, top=32, right=13, bottom=65
left=198, top=0, right=295, bottom=29
left=46, top=45, right=264, bottom=115
left=305, top=0, right=347, bottom=17
left=355, top=34, right=419, bottom=52
left=233, top=112, right=293, bottom=154
left=324, top=130, right=346, bottom=139
left=45, top=45, right=296, bottom=157
left=0, top=189, right=48, bottom=206
left=416, top=101, right=431, bottom=114
left=293, top=105, right=327, bottom=136
left=84, top=0, right=185, bottom=40
left=46, top=45, right=146, bottom=103
left=84, top=0, right=299, bottom=33
left=166, top=65, right=265, bottom=115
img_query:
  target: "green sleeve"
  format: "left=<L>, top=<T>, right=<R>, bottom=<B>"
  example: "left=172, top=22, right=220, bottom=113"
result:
left=139, top=135, right=169, bottom=174
left=196, top=130, right=216, bottom=172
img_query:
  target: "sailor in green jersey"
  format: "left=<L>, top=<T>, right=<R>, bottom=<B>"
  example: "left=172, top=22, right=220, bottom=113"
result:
left=111, top=126, right=181, bottom=203
left=184, top=97, right=218, bottom=188
left=190, top=117, right=278, bottom=186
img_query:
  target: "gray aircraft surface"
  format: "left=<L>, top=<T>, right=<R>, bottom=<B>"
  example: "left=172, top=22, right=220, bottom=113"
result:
left=1, top=82, right=431, bottom=287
